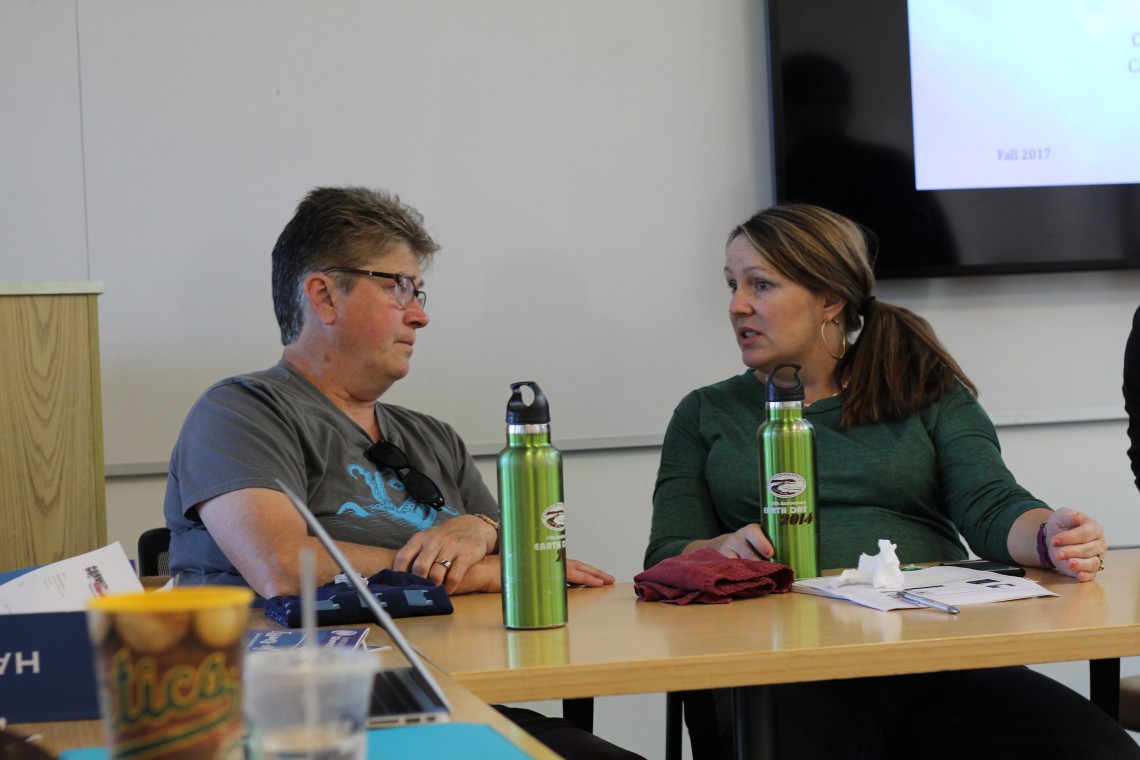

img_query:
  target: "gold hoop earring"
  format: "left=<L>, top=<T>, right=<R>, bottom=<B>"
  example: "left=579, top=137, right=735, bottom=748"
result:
left=821, top=319, right=847, bottom=361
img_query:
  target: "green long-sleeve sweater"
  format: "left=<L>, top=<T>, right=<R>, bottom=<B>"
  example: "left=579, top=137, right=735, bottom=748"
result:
left=645, top=371, right=1046, bottom=571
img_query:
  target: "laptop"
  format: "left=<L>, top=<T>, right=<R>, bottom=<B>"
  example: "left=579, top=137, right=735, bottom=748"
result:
left=275, top=479, right=451, bottom=727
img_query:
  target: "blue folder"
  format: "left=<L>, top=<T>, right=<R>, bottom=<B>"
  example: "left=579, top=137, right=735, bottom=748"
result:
left=58, top=723, right=531, bottom=760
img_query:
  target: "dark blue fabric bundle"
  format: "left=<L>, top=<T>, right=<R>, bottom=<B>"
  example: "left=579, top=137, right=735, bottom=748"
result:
left=264, top=569, right=453, bottom=628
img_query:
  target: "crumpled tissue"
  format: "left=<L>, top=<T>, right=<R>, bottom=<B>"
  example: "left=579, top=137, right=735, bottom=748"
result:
left=829, top=539, right=905, bottom=589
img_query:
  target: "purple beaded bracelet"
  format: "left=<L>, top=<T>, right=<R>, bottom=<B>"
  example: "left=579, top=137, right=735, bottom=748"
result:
left=1036, top=522, right=1054, bottom=569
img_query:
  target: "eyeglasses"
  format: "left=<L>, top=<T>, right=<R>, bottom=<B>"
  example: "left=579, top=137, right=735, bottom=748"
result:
left=364, top=440, right=445, bottom=510
left=324, top=267, right=427, bottom=309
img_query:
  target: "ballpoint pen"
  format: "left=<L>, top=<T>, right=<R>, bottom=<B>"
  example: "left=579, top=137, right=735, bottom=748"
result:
left=896, top=590, right=960, bottom=615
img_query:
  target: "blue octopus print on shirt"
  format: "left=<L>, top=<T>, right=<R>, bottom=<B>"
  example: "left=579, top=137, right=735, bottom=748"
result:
left=335, top=463, right=459, bottom=531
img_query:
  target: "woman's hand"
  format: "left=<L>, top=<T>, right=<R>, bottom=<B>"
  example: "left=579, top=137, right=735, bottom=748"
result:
left=685, top=524, right=774, bottom=561
left=393, top=514, right=498, bottom=592
left=464, top=556, right=613, bottom=592
left=566, top=558, right=615, bottom=587
left=1046, top=507, right=1108, bottom=582
left=397, top=539, right=616, bottom=594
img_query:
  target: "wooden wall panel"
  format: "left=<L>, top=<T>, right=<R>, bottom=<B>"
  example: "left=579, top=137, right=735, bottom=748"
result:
left=0, top=284, right=105, bottom=571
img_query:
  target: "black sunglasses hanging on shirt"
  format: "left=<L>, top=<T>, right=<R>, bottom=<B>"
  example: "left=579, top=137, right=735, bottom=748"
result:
left=365, top=440, right=446, bottom=510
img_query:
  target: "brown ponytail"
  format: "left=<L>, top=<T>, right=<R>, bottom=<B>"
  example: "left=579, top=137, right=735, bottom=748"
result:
left=837, top=299, right=975, bottom=427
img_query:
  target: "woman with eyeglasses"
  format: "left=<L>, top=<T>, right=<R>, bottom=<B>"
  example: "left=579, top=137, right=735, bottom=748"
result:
left=165, top=186, right=641, bottom=760
left=165, top=187, right=615, bottom=600
left=645, top=204, right=1134, bottom=759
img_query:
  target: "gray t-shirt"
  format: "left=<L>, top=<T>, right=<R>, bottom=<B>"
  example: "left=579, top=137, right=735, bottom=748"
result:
left=164, top=360, right=499, bottom=587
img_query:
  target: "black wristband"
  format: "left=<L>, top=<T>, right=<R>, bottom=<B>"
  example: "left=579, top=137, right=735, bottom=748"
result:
left=1036, top=522, right=1054, bottom=569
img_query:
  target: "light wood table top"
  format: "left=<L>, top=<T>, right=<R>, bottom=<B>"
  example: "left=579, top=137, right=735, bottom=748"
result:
left=397, top=548, right=1140, bottom=704
left=17, top=551, right=1138, bottom=756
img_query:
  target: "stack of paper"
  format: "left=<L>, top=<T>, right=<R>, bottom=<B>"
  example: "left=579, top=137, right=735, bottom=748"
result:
left=793, top=565, right=1056, bottom=612
left=0, top=543, right=144, bottom=614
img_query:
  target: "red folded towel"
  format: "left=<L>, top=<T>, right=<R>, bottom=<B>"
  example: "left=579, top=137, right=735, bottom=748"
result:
left=634, top=547, right=794, bottom=605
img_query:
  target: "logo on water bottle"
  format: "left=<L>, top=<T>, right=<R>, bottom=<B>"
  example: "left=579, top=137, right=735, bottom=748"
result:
left=541, top=502, right=565, bottom=531
left=767, top=472, right=806, bottom=499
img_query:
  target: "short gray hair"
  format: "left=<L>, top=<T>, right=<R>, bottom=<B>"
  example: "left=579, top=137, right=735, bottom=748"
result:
left=270, top=186, right=439, bottom=345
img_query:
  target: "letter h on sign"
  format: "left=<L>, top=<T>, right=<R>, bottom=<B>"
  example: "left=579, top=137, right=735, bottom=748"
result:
left=0, top=650, right=41, bottom=675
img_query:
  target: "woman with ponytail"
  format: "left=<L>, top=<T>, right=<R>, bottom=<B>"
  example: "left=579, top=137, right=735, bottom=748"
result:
left=644, top=204, right=1133, bottom=759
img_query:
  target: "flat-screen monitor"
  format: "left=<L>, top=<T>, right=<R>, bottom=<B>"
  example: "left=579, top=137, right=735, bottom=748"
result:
left=766, top=0, right=1140, bottom=279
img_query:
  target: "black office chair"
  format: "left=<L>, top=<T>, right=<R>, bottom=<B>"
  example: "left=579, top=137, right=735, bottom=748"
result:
left=137, top=526, right=172, bottom=576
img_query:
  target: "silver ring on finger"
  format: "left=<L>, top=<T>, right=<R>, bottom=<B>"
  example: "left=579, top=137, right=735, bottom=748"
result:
left=434, top=558, right=453, bottom=569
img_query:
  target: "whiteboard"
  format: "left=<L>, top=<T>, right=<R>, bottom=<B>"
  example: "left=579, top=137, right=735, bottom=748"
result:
left=69, top=0, right=767, bottom=467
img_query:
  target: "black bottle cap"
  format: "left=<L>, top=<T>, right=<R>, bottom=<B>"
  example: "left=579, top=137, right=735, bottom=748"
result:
left=767, top=364, right=805, bottom=402
left=506, top=381, right=551, bottom=424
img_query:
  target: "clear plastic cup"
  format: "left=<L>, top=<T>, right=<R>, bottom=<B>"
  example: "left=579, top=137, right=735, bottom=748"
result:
left=243, top=647, right=380, bottom=760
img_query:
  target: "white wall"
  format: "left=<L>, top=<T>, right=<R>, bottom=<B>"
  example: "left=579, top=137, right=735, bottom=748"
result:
left=7, top=2, right=1140, bottom=757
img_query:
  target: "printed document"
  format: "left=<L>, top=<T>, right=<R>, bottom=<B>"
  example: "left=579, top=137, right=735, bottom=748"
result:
left=793, top=566, right=1056, bottom=612
left=0, top=542, right=144, bottom=614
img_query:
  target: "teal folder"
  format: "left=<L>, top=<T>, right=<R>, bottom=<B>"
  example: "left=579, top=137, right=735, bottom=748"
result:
left=58, top=722, right=533, bottom=760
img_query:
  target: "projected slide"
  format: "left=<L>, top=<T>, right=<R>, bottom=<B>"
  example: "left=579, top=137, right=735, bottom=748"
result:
left=909, top=0, right=1140, bottom=191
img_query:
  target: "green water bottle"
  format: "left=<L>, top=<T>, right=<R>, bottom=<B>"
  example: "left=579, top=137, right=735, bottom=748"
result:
left=759, top=364, right=820, bottom=579
left=497, top=381, right=568, bottom=629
